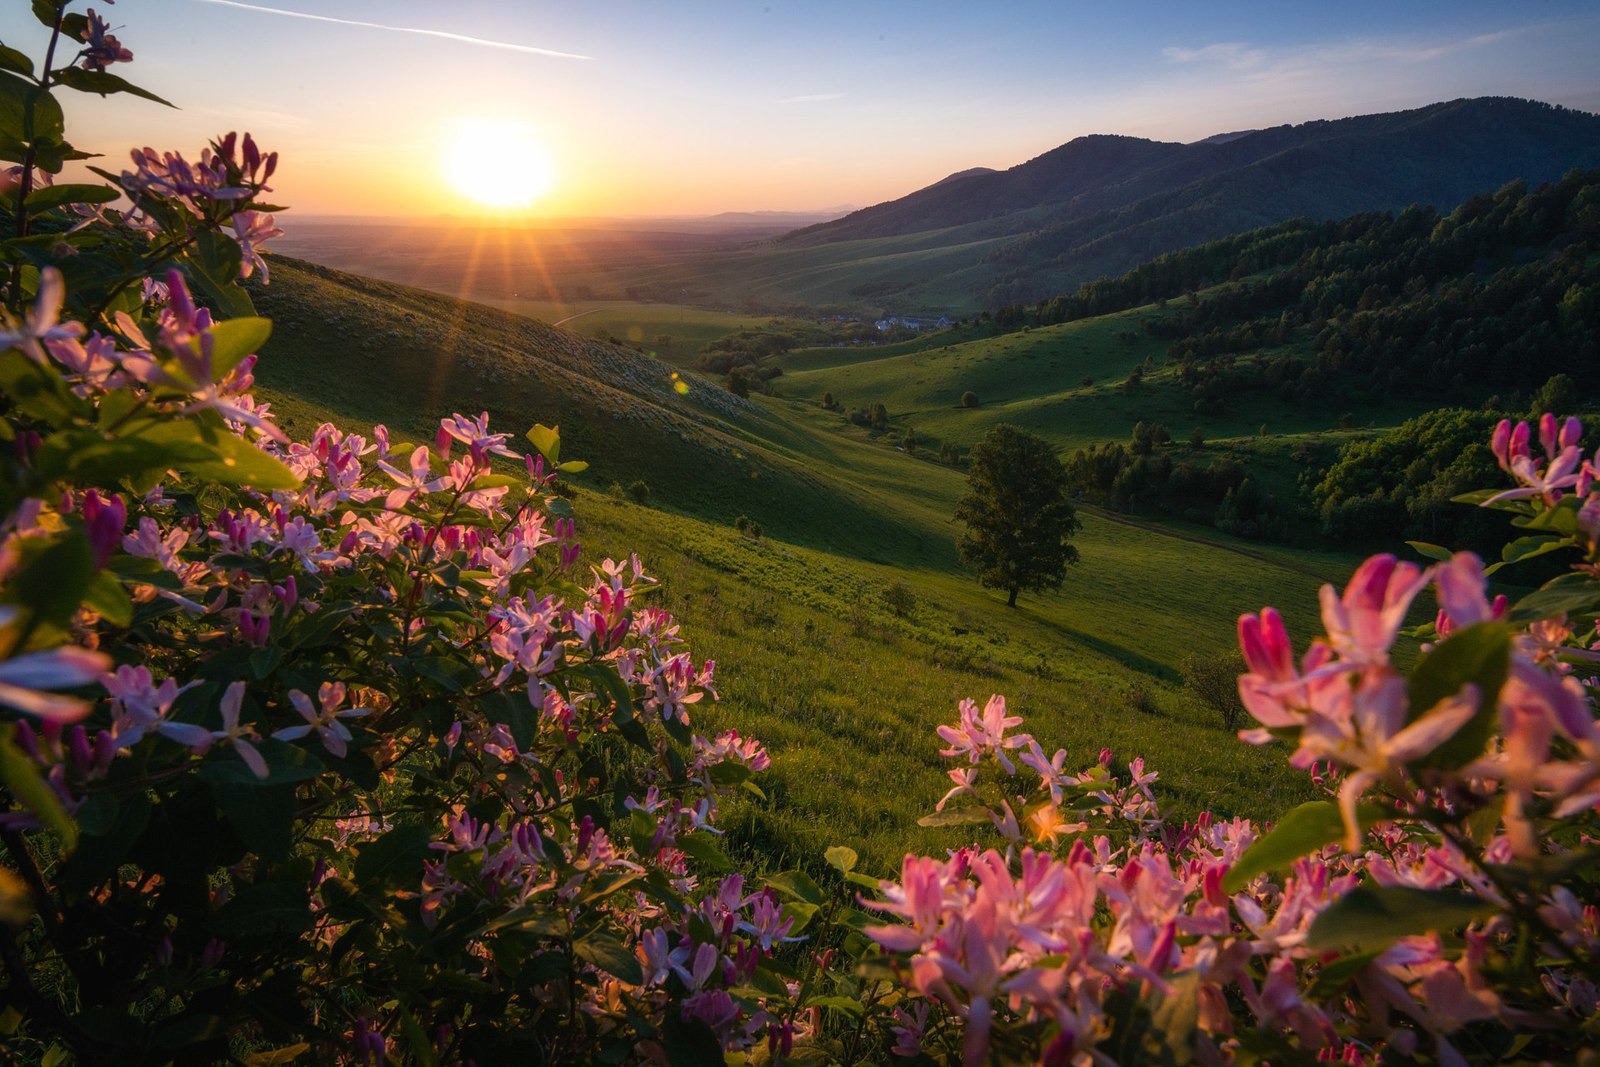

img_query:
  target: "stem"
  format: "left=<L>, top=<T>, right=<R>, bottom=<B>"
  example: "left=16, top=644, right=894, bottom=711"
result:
left=13, top=3, right=68, bottom=243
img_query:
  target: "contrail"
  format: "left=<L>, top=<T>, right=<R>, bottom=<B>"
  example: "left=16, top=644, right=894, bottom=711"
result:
left=193, top=0, right=593, bottom=60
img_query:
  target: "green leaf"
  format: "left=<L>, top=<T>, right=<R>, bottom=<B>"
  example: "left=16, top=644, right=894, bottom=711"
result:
left=0, top=46, right=34, bottom=79
left=807, top=995, right=864, bottom=1018
left=181, top=236, right=253, bottom=318
left=676, top=832, right=733, bottom=872
left=352, top=824, right=433, bottom=889
left=1408, top=622, right=1510, bottom=769
left=1498, top=534, right=1567, bottom=569
left=84, top=570, right=133, bottom=628
left=214, top=781, right=296, bottom=860
left=1223, top=800, right=1390, bottom=893
left=572, top=928, right=644, bottom=984
left=0, top=731, right=76, bottom=850
left=780, top=899, right=820, bottom=934
left=131, top=418, right=300, bottom=491
left=916, top=805, right=993, bottom=827
left=1307, top=949, right=1381, bottom=998
left=556, top=460, right=588, bottom=474
left=209, top=880, right=312, bottom=938
left=765, top=869, right=823, bottom=905
left=245, top=1044, right=310, bottom=1066
left=20, top=182, right=119, bottom=216
left=824, top=844, right=858, bottom=874
left=206, top=317, right=272, bottom=378
left=1145, top=970, right=1200, bottom=1066
left=1305, top=886, right=1498, bottom=951
left=524, top=423, right=561, bottom=464
left=0, top=349, right=87, bottom=426
left=0, top=69, right=63, bottom=150
left=1404, top=540, right=1453, bottom=563
left=9, top=531, right=93, bottom=628
left=1510, top=572, right=1600, bottom=623
left=660, top=1015, right=722, bottom=1067
left=48, top=66, right=175, bottom=107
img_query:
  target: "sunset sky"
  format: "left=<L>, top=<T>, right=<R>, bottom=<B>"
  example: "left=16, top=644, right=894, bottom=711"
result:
left=12, top=1, right=1600, bottom=219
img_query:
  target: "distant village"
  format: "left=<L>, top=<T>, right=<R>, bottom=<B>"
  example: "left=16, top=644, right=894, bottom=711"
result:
left=873, top=314, right=956, bottom=333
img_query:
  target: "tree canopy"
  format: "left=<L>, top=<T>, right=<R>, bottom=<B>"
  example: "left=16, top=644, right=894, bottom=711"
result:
left=955, top=425, right=1082, bottom=607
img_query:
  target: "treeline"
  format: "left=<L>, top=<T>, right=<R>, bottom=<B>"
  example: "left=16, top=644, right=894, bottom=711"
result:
left=1062, top=423, right=1287, bottom=540
left=990, top=169, right=1600, bottom=408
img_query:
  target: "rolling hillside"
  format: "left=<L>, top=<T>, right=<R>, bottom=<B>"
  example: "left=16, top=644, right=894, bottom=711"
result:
left=247, top=259, right=1363, bottom=865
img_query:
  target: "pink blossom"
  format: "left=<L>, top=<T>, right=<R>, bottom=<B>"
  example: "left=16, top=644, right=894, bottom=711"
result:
left=79, top=8, right=133, bottom=70
left=1318, top=554, right=1430, bottom=666
left=211, top=681, right=268, bottom=778
left=0, top=645, right=111, bottom=722
left=273, top=682, right=369, bottom=758
left=230, top=210, right=282, bottom=281
left=0, top=268, right=85, bottom=363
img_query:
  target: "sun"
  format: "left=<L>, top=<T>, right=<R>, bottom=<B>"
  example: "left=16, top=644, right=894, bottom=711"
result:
left=443, top=118, right=557, bottom=210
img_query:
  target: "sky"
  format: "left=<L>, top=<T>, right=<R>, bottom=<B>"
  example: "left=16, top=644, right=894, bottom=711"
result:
left=8, top=1, right=1600, bottom=219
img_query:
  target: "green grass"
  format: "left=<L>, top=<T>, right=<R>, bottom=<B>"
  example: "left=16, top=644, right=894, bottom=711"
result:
left=247, top=260, right=1382, bottom=873
left=776, top=301, right=1432, bottom=459
left=468, top=298, right=773, bottom=368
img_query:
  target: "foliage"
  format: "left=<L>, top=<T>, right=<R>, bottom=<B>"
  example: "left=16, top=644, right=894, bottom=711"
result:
left=0, top=12, right=774, bottom=1062
left=1310, top=407, right=1515, bottom=549
left=954, top=425, right=1081, bottom=607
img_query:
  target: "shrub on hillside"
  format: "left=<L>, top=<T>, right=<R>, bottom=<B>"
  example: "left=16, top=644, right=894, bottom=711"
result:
left=881, top=580, right=916, bottom=618
left=1181, top=650, right=1245, bottom=731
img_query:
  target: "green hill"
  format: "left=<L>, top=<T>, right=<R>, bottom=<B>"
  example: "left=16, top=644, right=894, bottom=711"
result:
left=248, top=258, right=1363, bottom=868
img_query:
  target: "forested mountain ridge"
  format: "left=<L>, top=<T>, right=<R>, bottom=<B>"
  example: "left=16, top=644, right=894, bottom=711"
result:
left=784, top=97, right=1600, bottom=308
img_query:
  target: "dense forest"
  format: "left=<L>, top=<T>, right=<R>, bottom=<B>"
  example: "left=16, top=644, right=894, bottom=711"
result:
left=1018, top=170, right=1600, bottom=548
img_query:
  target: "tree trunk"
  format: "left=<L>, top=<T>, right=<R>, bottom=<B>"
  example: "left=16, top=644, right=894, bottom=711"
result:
left=1007, top=587, right=1018, bottom=608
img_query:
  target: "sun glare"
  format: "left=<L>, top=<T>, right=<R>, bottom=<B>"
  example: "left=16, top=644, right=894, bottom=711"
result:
left=443, top=118, right=557, bottom=210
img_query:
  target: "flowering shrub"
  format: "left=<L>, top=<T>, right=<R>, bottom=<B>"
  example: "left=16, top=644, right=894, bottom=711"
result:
left=5, top=5, right=1600, bottom=1066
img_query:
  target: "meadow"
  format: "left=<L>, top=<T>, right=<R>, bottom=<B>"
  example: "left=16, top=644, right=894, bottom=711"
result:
left=244, top=259, right=1379, bottom=871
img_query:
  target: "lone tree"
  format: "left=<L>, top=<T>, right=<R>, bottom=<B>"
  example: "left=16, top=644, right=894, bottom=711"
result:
left=955, top=424, right=1082, bottom=607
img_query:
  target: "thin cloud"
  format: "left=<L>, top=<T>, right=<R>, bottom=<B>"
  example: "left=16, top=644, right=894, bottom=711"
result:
left=776, top=92, right=845, bottom=104
left=1162, top=43, right=1264, bottom=70
left=192, top=0, right=593, bottom=60
left=1165, top=25, right=1533, bottom=81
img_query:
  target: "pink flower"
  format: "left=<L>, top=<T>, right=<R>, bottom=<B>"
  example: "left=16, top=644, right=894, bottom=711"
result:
left=0, top=267, right=85, bottom=363
left=273, top=682, right=369, bottom=758
left=0, top=645, right=110, bottom=722
left=211, top=681, right=268, bottom=779
left=377, top=446, right=449, bottom=509
left=1486, top=415, right=1585, bottom=506
left=230, top=211, right=282, bottom=281
left=1318, top=554, right=1430, bottom=666
left=79, top=8, right=133, bottom=70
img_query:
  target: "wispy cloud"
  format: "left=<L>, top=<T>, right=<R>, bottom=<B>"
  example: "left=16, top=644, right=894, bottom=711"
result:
left=776, top=92, right=845, bottom=104
left=192, top=0, right=593, bottom=60
left=1162, top=43, right=1264, bottom=70
left=1164, top=26, right=1528, bottom=79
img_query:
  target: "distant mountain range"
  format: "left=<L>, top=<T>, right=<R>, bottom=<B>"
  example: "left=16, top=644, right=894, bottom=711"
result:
left=781, top=97, right=1600, bottom=310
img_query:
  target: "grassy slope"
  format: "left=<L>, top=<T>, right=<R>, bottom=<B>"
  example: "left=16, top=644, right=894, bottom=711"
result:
left=776, top=301, right=1429, bottom=456
left=249, top=260, right=1357, bottom=871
